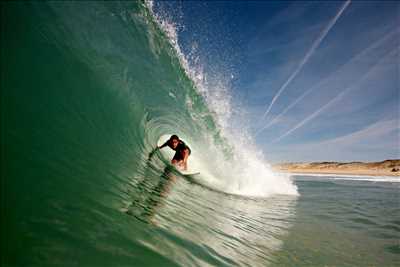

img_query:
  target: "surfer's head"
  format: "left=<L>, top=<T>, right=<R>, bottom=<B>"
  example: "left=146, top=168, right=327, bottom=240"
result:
left=169, top=135, right=180, bottom=149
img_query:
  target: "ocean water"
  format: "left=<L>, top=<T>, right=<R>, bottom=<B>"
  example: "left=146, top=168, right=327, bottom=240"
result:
left=277, top=176, right=400, bottom=266
left=1, top=1, right=399, bottom=266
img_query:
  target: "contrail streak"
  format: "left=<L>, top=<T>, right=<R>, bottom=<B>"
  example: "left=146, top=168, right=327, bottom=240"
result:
left=271, top=90, right=348, bottom=144
left=255, top=87, right=313, bottom=136
left=255, top=29, right=398, bottom=137
left=259, top=0, right=351, bottom=123
left=270, top=48, right=396, bottom=144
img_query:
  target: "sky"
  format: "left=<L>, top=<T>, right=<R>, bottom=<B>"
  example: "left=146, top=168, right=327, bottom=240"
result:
left=153, top=1, right=399, bottom=163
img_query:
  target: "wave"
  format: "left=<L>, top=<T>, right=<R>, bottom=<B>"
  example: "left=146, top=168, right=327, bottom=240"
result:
left=287, top=172, right=400, bottom=183
left=2, top=1, right=297, bottom=265
left=146, top=0, right=297, bottom=197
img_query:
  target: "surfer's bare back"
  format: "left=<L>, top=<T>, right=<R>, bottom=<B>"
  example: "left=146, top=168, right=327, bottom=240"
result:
left=149, top=135, right=191, bottom=170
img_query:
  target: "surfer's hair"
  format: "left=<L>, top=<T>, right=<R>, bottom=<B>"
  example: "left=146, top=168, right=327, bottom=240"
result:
left=170, top=135, right=179, bottom=141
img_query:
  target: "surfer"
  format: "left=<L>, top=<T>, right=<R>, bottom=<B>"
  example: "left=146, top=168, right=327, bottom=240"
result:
left=149, top=135, right=191, bottom=170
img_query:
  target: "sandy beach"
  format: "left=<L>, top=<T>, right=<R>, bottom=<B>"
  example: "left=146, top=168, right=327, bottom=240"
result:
left=273, top=159, right=400, bottom=177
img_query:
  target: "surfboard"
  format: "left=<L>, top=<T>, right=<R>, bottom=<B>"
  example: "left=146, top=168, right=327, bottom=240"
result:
left=167, top=165, right=200, bottom=178
left=163, top=165, right=200, bottom=178
left=175, top=166, right=200, bottom=177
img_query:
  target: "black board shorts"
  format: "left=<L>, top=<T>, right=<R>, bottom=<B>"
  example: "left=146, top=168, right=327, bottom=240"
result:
left=172, top=147, right=191, bottom=161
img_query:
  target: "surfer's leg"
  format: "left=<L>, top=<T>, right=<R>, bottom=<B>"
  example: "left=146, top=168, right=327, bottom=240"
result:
left=182, top=149, right=190, bottom=170
left=171, top=152, right=183, bottom=167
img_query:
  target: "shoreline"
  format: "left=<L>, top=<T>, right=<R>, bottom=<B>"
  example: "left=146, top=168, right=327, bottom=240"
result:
left=272, top=159, right=400, bottom=177
left=274, top=169, right=400, bottom=177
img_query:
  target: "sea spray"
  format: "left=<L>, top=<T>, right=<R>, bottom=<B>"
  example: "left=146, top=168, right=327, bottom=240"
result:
left=146, top=0, right=298, bottom=197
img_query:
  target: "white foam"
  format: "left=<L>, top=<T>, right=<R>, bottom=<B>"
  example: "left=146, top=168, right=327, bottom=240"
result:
left=281, top=172, right=400, bottom=183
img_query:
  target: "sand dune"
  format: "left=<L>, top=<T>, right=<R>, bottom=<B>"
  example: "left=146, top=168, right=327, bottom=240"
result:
left=273, top=159, right=400, bottom=177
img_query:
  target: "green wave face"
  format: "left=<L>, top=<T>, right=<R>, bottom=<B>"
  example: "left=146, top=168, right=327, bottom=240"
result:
left=1, top=0, right=212, bottom=263
left=1, top=0, right=225, bottom=263
left=3, top=1, right=214, bottom=197
left=1, top=1, right=298, bottom=266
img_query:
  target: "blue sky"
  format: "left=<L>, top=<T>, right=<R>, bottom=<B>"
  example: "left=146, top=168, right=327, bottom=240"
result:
left=153, top=1, right=399, bottom=163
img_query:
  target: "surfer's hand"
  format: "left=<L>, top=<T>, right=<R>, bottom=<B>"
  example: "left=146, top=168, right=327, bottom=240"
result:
left=148, top=147, right=158, bottom=160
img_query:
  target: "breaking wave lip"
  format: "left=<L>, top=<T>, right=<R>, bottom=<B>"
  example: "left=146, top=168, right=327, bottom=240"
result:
left=145, top=1, right=298, bottom=198
left=284, top=172, right=400, bottom=183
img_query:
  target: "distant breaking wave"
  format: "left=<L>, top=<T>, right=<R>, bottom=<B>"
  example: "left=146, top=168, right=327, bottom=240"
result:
left=288, top=173, right=400, bottom=182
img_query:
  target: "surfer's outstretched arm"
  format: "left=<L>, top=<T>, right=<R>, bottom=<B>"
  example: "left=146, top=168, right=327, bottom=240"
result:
left=158, top=141, right=168, bottom=149
left=148, top=142, right=168, bottom=160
